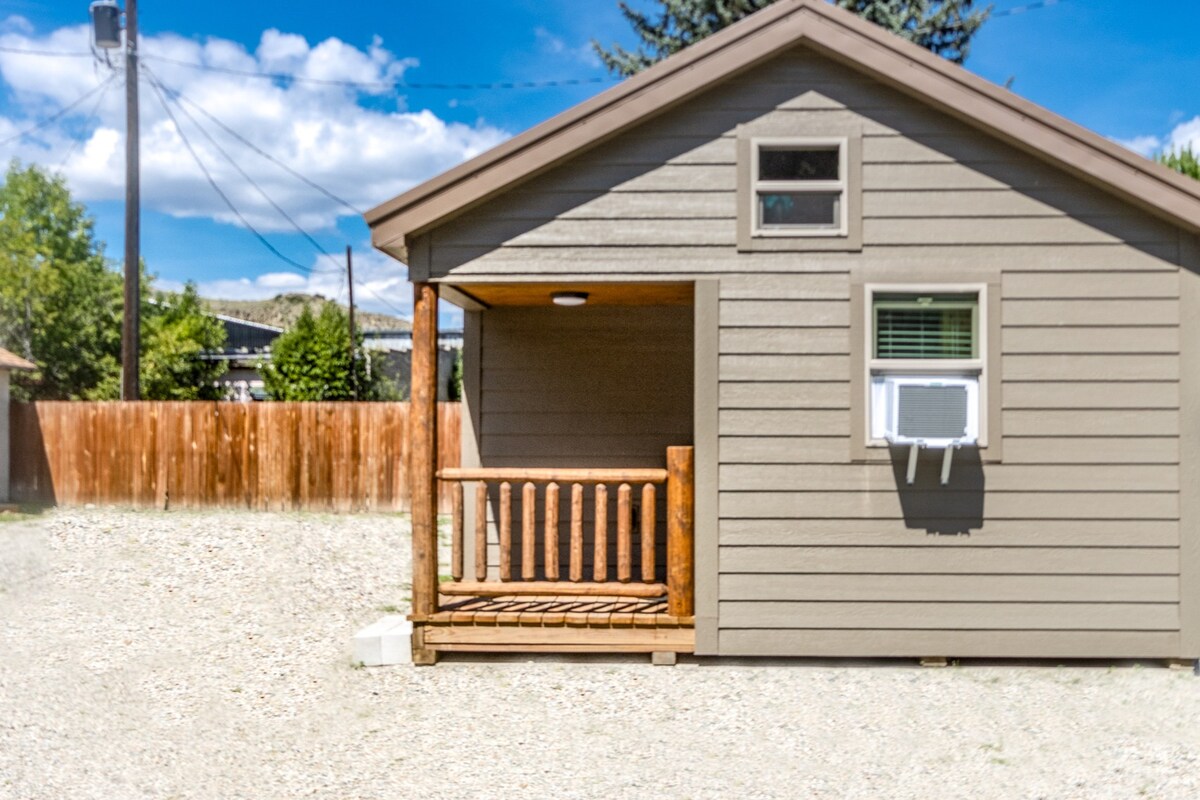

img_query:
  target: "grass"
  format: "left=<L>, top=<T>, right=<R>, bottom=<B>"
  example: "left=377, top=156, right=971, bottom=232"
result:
left=0, top=504, right=46, bottom=523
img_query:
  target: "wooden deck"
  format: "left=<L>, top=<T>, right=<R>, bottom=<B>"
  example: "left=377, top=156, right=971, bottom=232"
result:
left=415, top=593, right=695, bottom=654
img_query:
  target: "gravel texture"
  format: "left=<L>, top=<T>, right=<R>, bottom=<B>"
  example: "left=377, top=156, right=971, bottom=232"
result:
left=1, top=508, right=1198, bottom=800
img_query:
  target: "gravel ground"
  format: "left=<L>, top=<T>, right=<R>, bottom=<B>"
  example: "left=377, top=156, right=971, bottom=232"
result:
left=1, top=508, right=1198, bottom=800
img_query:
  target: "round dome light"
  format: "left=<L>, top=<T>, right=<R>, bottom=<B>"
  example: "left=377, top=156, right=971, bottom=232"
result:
left=551, top=291, right=589, bottom=307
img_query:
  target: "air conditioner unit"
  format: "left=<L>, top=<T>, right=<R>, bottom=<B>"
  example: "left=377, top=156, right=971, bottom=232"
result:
left=871, top=375, right=979, bottom=448
left=871, top=375, right=979, bottom=485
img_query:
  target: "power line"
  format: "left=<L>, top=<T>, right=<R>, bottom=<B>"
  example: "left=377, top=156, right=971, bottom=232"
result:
left=991, top=0, right=1067, bottom=18
left=56, top=74, right=116, bottom=173
left=143, top=71, right=321, bottom=275
left=144, top=68, right=412, bottom=319
left=0, top=44, right=94, bottom=57
left=159, top=80, right=363, bottom=216
left=144, top=67, right=345, bottom=276
left=0, top=73, right=118, bottom=148
left=141, top=53, right=614, bottom=91
left=0, top=44, right=612, bottom=91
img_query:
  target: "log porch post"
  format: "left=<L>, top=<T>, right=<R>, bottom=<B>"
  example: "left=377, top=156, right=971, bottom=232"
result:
left=666, top=446, right=695, bottom=617
left=410, top=282, right=439, bottom=665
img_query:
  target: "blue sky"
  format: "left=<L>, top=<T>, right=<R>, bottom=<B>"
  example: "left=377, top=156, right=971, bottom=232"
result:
left=1, top=0, right=1197, bottom=322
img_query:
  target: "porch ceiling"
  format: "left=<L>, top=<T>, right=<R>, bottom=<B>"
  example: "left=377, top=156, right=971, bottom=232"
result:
left=447, top=281, right=693, bottom=308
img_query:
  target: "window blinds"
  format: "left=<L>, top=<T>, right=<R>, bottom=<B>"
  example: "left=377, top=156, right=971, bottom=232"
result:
left=874, top=295, right=977, bottom=360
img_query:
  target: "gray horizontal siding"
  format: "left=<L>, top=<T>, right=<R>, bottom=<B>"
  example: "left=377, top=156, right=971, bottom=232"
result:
left=720, top=547, right=1178, bottom=574
left=719, top=519, right=1180, bottom=547
left=719, top=574, right=1179, bottom=602
left=718, top=602, right=1178, bottom=631
left=719, top=492, right=1178, bottom=520
left=717, top=630, right=1180, bottom=658
left=434, top=243, right=1183, bottom=277
left=719, top=464, right=1179, bottom=493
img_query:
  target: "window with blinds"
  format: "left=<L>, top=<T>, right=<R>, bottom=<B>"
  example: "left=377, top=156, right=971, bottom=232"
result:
left=873, top=294, right=978, bottom=360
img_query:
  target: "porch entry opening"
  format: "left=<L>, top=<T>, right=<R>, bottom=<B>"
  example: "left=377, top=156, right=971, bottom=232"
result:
left=422, top=284, right=697, bottom=642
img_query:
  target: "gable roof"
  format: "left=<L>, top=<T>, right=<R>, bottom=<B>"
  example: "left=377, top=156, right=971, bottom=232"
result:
left=365, top=0, right=1200, bottom=261
left=0, top=347, right=35, bottom=371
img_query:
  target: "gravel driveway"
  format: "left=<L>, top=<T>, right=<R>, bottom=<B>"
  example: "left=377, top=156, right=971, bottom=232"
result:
left=1, top=509, right=1197, bottom=799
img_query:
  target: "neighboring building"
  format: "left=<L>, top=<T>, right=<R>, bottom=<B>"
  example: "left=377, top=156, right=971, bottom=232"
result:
left=203, top=314, right=283, bottom=401
left=0, top=347, right=35, bottom=505
left=201, top=313, right=463, bottom=401
left=361, top=329, right=463, bottom=401
left=367, top=0, right=1200, bottom=665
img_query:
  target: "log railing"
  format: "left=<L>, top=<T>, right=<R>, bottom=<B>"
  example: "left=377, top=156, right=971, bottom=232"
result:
left=436, top=446, right=695, bottom=616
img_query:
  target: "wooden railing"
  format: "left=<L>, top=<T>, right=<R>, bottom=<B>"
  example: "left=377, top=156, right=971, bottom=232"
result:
left=437, top=446, right=694, bottom=617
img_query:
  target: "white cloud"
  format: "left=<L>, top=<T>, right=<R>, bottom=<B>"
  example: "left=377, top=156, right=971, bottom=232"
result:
left=1112, top=134, right=1161, bottom=158
left=0, top=22, right=509, bottom=233
left=1112, top=115, right=1200, bottom=160
left=1162, top=116, right=1200, bottom=155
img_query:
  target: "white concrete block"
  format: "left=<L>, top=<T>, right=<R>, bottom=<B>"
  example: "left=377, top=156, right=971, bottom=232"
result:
left=353, top=615, right=412, bottom=667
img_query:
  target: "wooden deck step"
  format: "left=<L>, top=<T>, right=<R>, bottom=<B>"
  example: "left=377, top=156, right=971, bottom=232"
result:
left=422, top=594, right=694, bottom=629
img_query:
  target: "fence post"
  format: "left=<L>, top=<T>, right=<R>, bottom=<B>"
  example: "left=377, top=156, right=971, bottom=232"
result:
left=666, top=446, right=695, bottom=617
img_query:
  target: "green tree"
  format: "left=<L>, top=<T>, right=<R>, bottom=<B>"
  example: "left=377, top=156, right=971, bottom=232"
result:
left=141, top=284, right=228, bottom=400
left=0, top=161, right=122, bottom=399
left=262, top=302, right=389, bottom=401
left=594, top=0, right=990, bottom=76
left=1, top=161, right=233, bottom=400
left=1160, top=146, right=1199, bottom=180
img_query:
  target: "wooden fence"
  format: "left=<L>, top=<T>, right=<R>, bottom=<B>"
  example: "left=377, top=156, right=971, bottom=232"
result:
left=9, top=402, right=461, bottom=512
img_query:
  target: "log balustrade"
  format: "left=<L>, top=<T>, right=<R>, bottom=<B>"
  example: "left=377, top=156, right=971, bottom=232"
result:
left=435, top=447, right=695, bottom=617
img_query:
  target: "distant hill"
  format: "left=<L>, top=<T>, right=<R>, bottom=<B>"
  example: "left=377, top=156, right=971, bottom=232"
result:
left=202, top=293, right=411, bottom=331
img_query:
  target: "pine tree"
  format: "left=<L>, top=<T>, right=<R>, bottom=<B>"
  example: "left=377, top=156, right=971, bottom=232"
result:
left=594, top=0, right=990, bottom=76
left=262, top=303, right=391, bottom=401
left=1160, top=146, right=1200, bottom=181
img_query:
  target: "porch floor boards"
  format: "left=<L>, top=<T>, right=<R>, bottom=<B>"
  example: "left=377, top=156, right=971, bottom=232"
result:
left=414, top=594, right=696, bottom=654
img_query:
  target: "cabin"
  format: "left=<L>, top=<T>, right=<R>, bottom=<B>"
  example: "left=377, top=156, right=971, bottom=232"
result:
left=365, top=0, right=1200, bottom=666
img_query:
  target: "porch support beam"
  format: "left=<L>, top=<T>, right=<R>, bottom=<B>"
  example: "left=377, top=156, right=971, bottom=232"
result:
left=667, top=445, right=695, bottom=618
left=410, top=282, right=440, bottom=665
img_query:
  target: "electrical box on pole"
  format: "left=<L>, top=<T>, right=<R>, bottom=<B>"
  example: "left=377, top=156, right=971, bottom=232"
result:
left=89, top=1, right=121, bottom=49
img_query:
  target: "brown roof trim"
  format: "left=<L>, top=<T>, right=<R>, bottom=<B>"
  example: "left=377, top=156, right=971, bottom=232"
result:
left=365, top=0, right=1200, bottom=258
left=0, top=347, right=35, bottom=371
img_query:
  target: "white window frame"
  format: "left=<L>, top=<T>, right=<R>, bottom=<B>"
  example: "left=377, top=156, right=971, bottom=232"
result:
left=863, top=283, right=989, bottom=448
left=750, top=137, right=849, bottom=238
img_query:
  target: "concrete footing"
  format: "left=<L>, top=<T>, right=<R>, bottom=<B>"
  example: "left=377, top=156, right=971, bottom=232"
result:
left=352, top=615, right=413, bottom=667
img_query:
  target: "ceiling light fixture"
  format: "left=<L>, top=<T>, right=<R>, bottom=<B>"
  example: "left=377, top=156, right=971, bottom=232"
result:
left=551, top=291, right=589, bottom=307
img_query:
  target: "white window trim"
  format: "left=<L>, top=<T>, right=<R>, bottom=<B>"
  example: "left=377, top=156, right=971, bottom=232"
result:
left=750, top=137, right=849, bottom=238
left=863, top=282, right=990, bottom=448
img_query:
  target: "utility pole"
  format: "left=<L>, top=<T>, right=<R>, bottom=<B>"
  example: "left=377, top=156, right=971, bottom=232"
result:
left=120, top=0, right=140, bottom=401
left=346, top=245, right=357, bottom=400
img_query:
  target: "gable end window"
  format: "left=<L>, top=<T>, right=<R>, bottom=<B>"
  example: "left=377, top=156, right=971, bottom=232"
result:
left=752, top=139, right=848, bottom=236
left=736, top=130, right=862, bottom=252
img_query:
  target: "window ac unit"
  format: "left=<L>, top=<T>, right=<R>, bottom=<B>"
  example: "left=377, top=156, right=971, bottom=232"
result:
left=871, top=375, right=979, bottom=448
